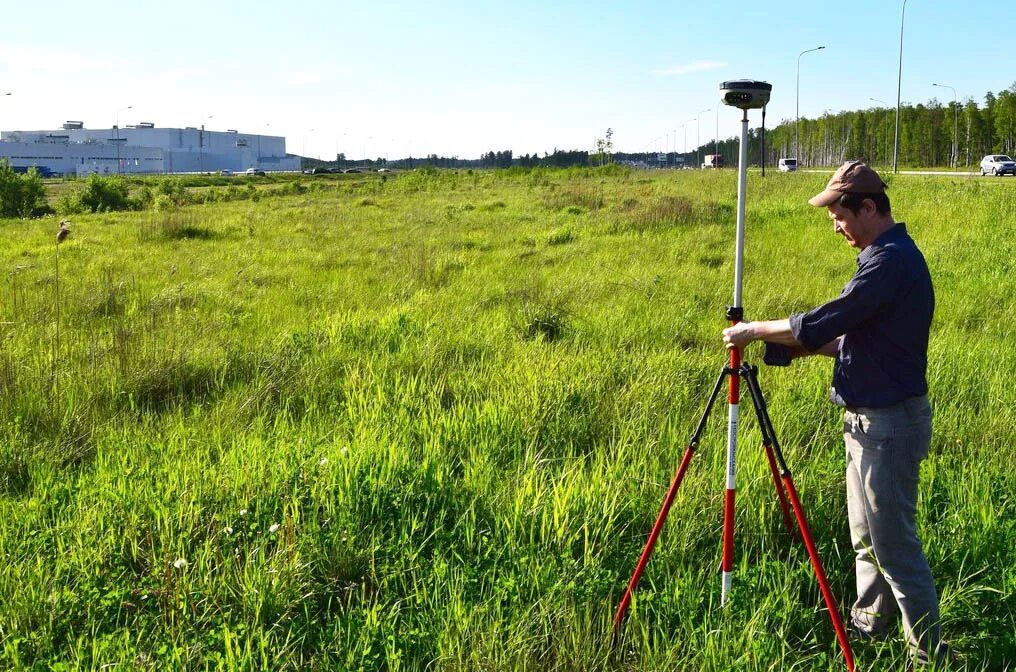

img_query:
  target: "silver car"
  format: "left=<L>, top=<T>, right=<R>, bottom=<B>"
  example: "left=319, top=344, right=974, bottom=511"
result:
left=980, top=154, right=1016, bottom=176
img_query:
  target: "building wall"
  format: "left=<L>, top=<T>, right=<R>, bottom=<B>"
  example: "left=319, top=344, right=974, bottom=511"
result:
left=0, top=140, right=163, bottom=175
left=0, top=126, right=298, bottom=173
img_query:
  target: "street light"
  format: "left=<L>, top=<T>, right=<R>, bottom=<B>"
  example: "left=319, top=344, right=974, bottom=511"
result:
left=870, top=98, right=891, bottom=168
left=199, top=115, right=213, bottom=174
left=893, top=0, right=909, bottom=173
left=796, top=45, right=825, bottom=163
left=257, top=123, right=271, bottom=167
left=113, top=105, right=132, bottom=174
left=302, top=128, right=315, bottom=159
left=715, top=106, right=720, bottom=159
left=695, top=108, right=710, bottom=168
left=1, top=93, right=10, bottom=139
left=932, top=83, right=958, bottom=168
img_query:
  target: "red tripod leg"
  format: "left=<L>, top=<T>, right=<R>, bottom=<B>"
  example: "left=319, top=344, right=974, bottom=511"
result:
left=613, top=367, right=729, bottom=641
left=764, top=443, right=798, bottom=542
left=741, top=365, right=855, bottom=671
left=612, top=445, right=695, bottom=637
left=784, top=476, right=856, bottom=672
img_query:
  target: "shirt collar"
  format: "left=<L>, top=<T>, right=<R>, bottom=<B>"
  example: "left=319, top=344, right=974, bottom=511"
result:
left=858, top=223, right=906, bottom=265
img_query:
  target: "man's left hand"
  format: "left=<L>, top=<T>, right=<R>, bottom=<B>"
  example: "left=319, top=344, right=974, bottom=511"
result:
left=722, top=322, right=758, bottom=349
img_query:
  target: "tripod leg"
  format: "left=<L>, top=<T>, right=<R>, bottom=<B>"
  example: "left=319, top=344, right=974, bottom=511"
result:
left=783, top=477, right=856, bottom=672
left=764, top=444, right=798, bottom=542
left=613, top=367, right=728, bottom=641
left=741, top=367, right=797, bottom=541
left=742, top=365, right=856, bottom=672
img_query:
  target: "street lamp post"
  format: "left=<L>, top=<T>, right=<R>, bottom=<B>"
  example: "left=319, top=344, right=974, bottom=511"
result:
left=932, top=83, right=958, bottom=168
left=302, top=128, right=315, bottom=160
left=0, top=93, right=10, bottom=139
left=893, top=0, right=909, bottom=173
left=870, top=98, right=891, bottom=168
left=796, top=46, right=825, bottom=164
left=199, top=115, right=213, bottom=174
left=256, top=123, right=271, bottom=168
left=715, top=106, right=720, bottom=159
left=113, top=105, right=132, bottom=174
left=695, top=108, right=710, bottom=168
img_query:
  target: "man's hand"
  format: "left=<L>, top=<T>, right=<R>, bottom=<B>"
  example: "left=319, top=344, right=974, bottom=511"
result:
left=722, top=321, right=759, bottom=349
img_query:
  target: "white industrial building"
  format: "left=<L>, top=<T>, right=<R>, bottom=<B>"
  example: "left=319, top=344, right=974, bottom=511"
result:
left=0, top=121, right=300, bottom=176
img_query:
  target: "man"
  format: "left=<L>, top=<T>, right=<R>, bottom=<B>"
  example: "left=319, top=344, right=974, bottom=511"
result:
left=722, top=161, right=947, bottom=667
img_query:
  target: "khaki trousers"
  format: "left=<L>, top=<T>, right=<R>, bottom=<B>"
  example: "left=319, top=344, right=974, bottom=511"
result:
left=843, top=395, right=942, bottom=662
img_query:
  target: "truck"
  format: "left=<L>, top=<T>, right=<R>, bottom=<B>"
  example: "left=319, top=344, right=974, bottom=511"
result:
left=701, top=154, right=724, bottom=169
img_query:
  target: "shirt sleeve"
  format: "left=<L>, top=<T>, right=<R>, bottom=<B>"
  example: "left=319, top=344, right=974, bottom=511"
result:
left=789, top=252, right=900, bottom=351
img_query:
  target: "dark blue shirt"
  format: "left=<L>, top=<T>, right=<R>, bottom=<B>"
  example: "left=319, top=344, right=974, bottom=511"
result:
left=789, top=224, right=934, bottom=408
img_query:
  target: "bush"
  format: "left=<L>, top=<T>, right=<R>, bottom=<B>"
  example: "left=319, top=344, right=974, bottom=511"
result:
left=57, top=174, right=133, bottom=214
left=0, top=160, right=48, bottom=218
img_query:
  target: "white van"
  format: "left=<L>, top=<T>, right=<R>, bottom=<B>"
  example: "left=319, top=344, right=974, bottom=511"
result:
left=778, top=158, right=798, bottom=172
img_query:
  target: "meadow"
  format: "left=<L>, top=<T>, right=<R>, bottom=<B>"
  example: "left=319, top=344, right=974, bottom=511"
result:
left=1, top=166, right=1014, bottom=670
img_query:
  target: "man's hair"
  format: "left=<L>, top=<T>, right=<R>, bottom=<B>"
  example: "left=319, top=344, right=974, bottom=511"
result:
left=839, top=191, right=891, bottom=216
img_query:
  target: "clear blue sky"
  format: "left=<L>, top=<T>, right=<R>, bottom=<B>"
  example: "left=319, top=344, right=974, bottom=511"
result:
left=1, top=1, right=1012, bottom=160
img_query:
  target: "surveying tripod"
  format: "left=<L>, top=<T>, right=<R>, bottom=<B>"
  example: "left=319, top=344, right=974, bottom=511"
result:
left=612, top=80, right=855, bottom=671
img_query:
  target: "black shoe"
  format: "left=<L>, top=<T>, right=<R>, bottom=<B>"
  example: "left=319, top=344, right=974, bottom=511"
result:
left=847, top=623, right=893, bottom=642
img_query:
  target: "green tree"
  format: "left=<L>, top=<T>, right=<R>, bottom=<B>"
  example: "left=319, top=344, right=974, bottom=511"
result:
left=993, top=86, right=1016, bottom=154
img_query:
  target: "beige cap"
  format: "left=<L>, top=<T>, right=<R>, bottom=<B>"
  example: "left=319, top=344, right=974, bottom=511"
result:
left=808, top=160, right=888, bottom=207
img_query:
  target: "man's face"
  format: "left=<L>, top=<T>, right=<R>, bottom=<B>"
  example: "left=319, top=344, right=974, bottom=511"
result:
left=827, top=201, right=875, bottom=249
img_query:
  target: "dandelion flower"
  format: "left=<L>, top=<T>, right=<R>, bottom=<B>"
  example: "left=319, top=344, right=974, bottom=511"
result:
left=319, top=457, right=328, bottom=465
left=269, top=523, right=280, bottom=533
left=225, top=527, right=234, bottom=535
left=239, top=509, right=248, bottom=517
left=173, top=558, right=188, bottom=570
left=340, top=446, right=349, bottom=456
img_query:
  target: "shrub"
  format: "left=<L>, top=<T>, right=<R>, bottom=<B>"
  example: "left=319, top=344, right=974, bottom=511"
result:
left=57, top=173, right=133, bottom=214
left=0, top=160, right=47, bottom=218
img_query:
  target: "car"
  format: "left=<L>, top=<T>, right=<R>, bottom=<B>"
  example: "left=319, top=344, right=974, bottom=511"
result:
left=245, top=168, right=266, bottom=176
left=343, top=168, right=363, bottom=174
left=980, top=154, right=1015, bottom=176
left=778, top=158, right=798, bottom=172
left=218, top=169, right=233, bottom=176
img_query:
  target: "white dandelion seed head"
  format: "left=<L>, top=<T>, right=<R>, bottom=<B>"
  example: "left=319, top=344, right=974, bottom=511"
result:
left=239, top=509, right=248, bottom=517
left=225, top=527, right=233, bottom=535
left=319, top=457, right=328, bottom=465
left=173, top=558, right=188, bottom=569
left=340, top=446, right=349, bottom=456
left=269, top=523, right=280, bottom=533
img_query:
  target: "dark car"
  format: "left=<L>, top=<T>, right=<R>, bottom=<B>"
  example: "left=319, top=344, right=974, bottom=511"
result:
left=343, top=168, right=363, bottom=174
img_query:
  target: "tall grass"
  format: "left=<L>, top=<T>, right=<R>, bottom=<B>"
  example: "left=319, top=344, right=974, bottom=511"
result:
left=0, top=168, right=1013, bottom=669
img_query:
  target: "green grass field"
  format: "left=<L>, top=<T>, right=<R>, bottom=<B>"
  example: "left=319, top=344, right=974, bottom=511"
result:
left=1, top=167, right=1014, bottom=670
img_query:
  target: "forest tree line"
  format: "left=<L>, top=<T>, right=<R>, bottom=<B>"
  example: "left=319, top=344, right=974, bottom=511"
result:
left=689, top=83, right=1016, bottom=169
left=323, top=84, right=1016, bottom=171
